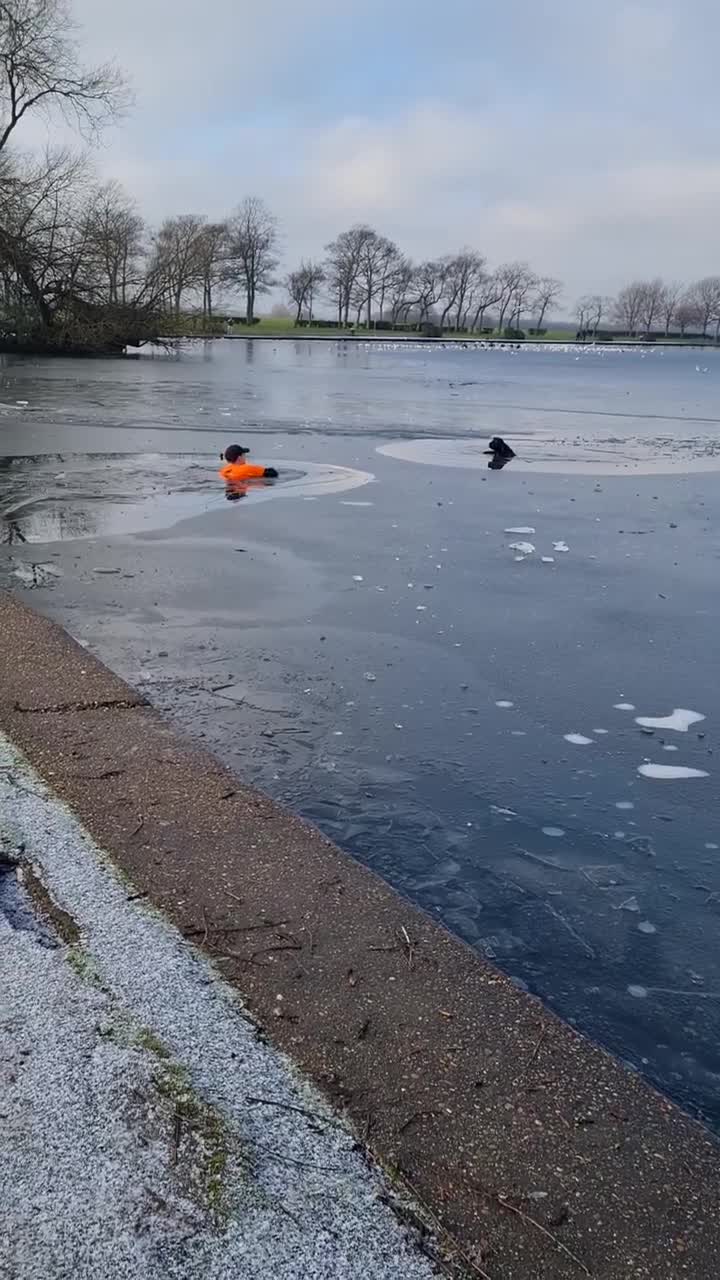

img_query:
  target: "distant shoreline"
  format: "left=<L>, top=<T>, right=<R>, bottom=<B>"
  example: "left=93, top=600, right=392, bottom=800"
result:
left=216, top=332, right=718, bottom=349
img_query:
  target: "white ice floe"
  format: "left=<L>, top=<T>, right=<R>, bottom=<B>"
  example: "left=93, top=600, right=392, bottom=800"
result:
left=615, top=801, right=634, bottom=810
left=541, top=556, right=555, bottom=564
left=505, top=527, right=535, bottom=535
left=614, top=703, right=636, bottom=711
left=509, top=541, right=535, bottom=555
left=352, top=575, right=364, bottom=582
left=635, top=709, right=705, bottom=733
left=542, top=827, right=565, bottom=837
left=553, top=541, right=569, bottom=553
left=628, top=985, right=648, bottom=998
left=638, top=764, right=709, bottom=780
left=564, top=733, right=593, bottom=745
left=496, top=700, right=514, bottom=708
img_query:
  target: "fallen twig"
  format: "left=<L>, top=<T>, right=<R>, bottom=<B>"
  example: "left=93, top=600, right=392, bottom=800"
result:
left=251, top=941, right=302, bottom=962
left=246, top=1096, right=341, bottom=1128
left=497, top=1195, right=590, bottom=1276
left=73, top=768, right=124, bottom=780
left=129, top=815, right=144, bottom=837
left=172, top=1111, right=182, bottom=1165
left=400, top=924, right=416, bottom=970
left=518, top=1026, right=547, bottom=1084
left=201, top=907, right=209, bottom=947
left=215, top=938, right=303, bottom=966
left=395, top=1173, right=495, bottom=1280
left=254, top=1141, right=346, bottom=1172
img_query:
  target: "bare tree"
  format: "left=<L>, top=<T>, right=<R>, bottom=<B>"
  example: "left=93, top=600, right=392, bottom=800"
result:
left=86, top=180, right=144, bottom=304
left=589, top=295, right=608, bottom=337
left=0, top=1, right=156, bottom=352
left=575, top=296, right=592, bottom=336
left=323, top=225, right=369, bottom=326
left=638, top=278, right=664, bottom=335
left=508, top=267, right=538, bottom=331
left=467, top=270, right=502, bottom=332
left=148, top=214, right=205, bottom=316
left=675, top=295, right=702, bottom=336
left=0, top=0, right=128, bottom=154
left=440, top=250, right=485, bottom=331
left=612, top=282, right=646, bottom=335
left=195, top=221, right=228, bottom=320
left=406, top=259, right=447, bottom=327
left=576, top=294, right=605, bottom=338
left=0, top=147, right=162, bottom=349
left=686, top=277, right=720, bottom=339
left=386, top=257, right=414, bottom=324
left=494, top=262, right=533, bottom=333
left=373, top=236, right=402, bottom=324
left=225, top=196, right=278, bottom=323
left=532, top=276, right=562, bottom=331
left=658, top=281, right=683, bottom=335
left=354, top=229, right=399, bottom=328
left=286, top=258, right=325, bottom=324
left=0, top=147, right=90, bottom=327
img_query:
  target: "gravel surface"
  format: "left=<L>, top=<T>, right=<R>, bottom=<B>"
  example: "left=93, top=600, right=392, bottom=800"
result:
left=0, top=732, right=438, bottom=1280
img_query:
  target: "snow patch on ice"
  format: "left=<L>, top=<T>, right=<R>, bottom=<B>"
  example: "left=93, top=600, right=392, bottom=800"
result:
left=638, top=763, right=709, bottom=780
left=635, top=709, right=705, bottom=733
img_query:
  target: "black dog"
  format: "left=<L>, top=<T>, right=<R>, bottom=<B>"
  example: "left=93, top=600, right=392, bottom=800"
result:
left=485, top=436, right=515, bottom=470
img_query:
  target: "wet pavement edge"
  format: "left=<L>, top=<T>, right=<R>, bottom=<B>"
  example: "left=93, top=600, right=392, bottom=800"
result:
left=1, top=590, right=718, bottom=1280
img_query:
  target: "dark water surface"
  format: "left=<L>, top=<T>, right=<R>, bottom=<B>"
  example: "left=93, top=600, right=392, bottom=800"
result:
left=2, top=339, right=720, bottom=1127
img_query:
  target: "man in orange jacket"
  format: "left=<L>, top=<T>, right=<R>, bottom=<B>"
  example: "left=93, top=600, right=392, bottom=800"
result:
left=219, top=444, right=279, bottom=482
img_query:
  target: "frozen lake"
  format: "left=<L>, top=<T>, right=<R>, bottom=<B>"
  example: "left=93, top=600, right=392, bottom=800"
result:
left=2, top=338, right=720, bottom=1126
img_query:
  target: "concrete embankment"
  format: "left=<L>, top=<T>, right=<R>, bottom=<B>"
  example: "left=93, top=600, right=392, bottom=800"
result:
left=1, top=591, right=719, bottom=1279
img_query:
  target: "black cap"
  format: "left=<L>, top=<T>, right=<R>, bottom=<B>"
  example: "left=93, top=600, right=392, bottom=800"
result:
left=224, top=444, right=250, bottom=462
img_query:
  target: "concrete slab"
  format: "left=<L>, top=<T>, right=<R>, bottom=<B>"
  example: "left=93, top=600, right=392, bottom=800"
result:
left=0, top=595, right=146, bottom=712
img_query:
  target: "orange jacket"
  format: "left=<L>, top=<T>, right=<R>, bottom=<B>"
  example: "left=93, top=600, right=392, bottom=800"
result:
left=219, top=462, right=267, bottom=482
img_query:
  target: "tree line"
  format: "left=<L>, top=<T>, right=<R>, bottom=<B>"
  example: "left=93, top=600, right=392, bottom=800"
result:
left=577, top=279, right=720, bottom=341
left=285, top=237, right=562, bottom=334
left=1, top=2, right=718, bottom=352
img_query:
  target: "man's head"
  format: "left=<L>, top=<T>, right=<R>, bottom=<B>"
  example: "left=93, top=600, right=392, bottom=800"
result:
left=223, top=444, right=250, bottom=463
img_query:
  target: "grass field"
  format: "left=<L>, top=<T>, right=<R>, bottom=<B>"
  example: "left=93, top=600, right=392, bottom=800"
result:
left=161, top=315, right=716, bottom=346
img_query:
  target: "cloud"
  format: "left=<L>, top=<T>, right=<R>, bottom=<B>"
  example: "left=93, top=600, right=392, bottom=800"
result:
left=303, top=105, right=493, bottom=215
left=6, top=0, right=720, bottom=306
left=610, top=3, right=678, bottom=76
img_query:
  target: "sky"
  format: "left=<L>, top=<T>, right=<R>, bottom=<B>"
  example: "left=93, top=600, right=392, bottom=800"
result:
left=20, top=0, right=720, bottom=308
